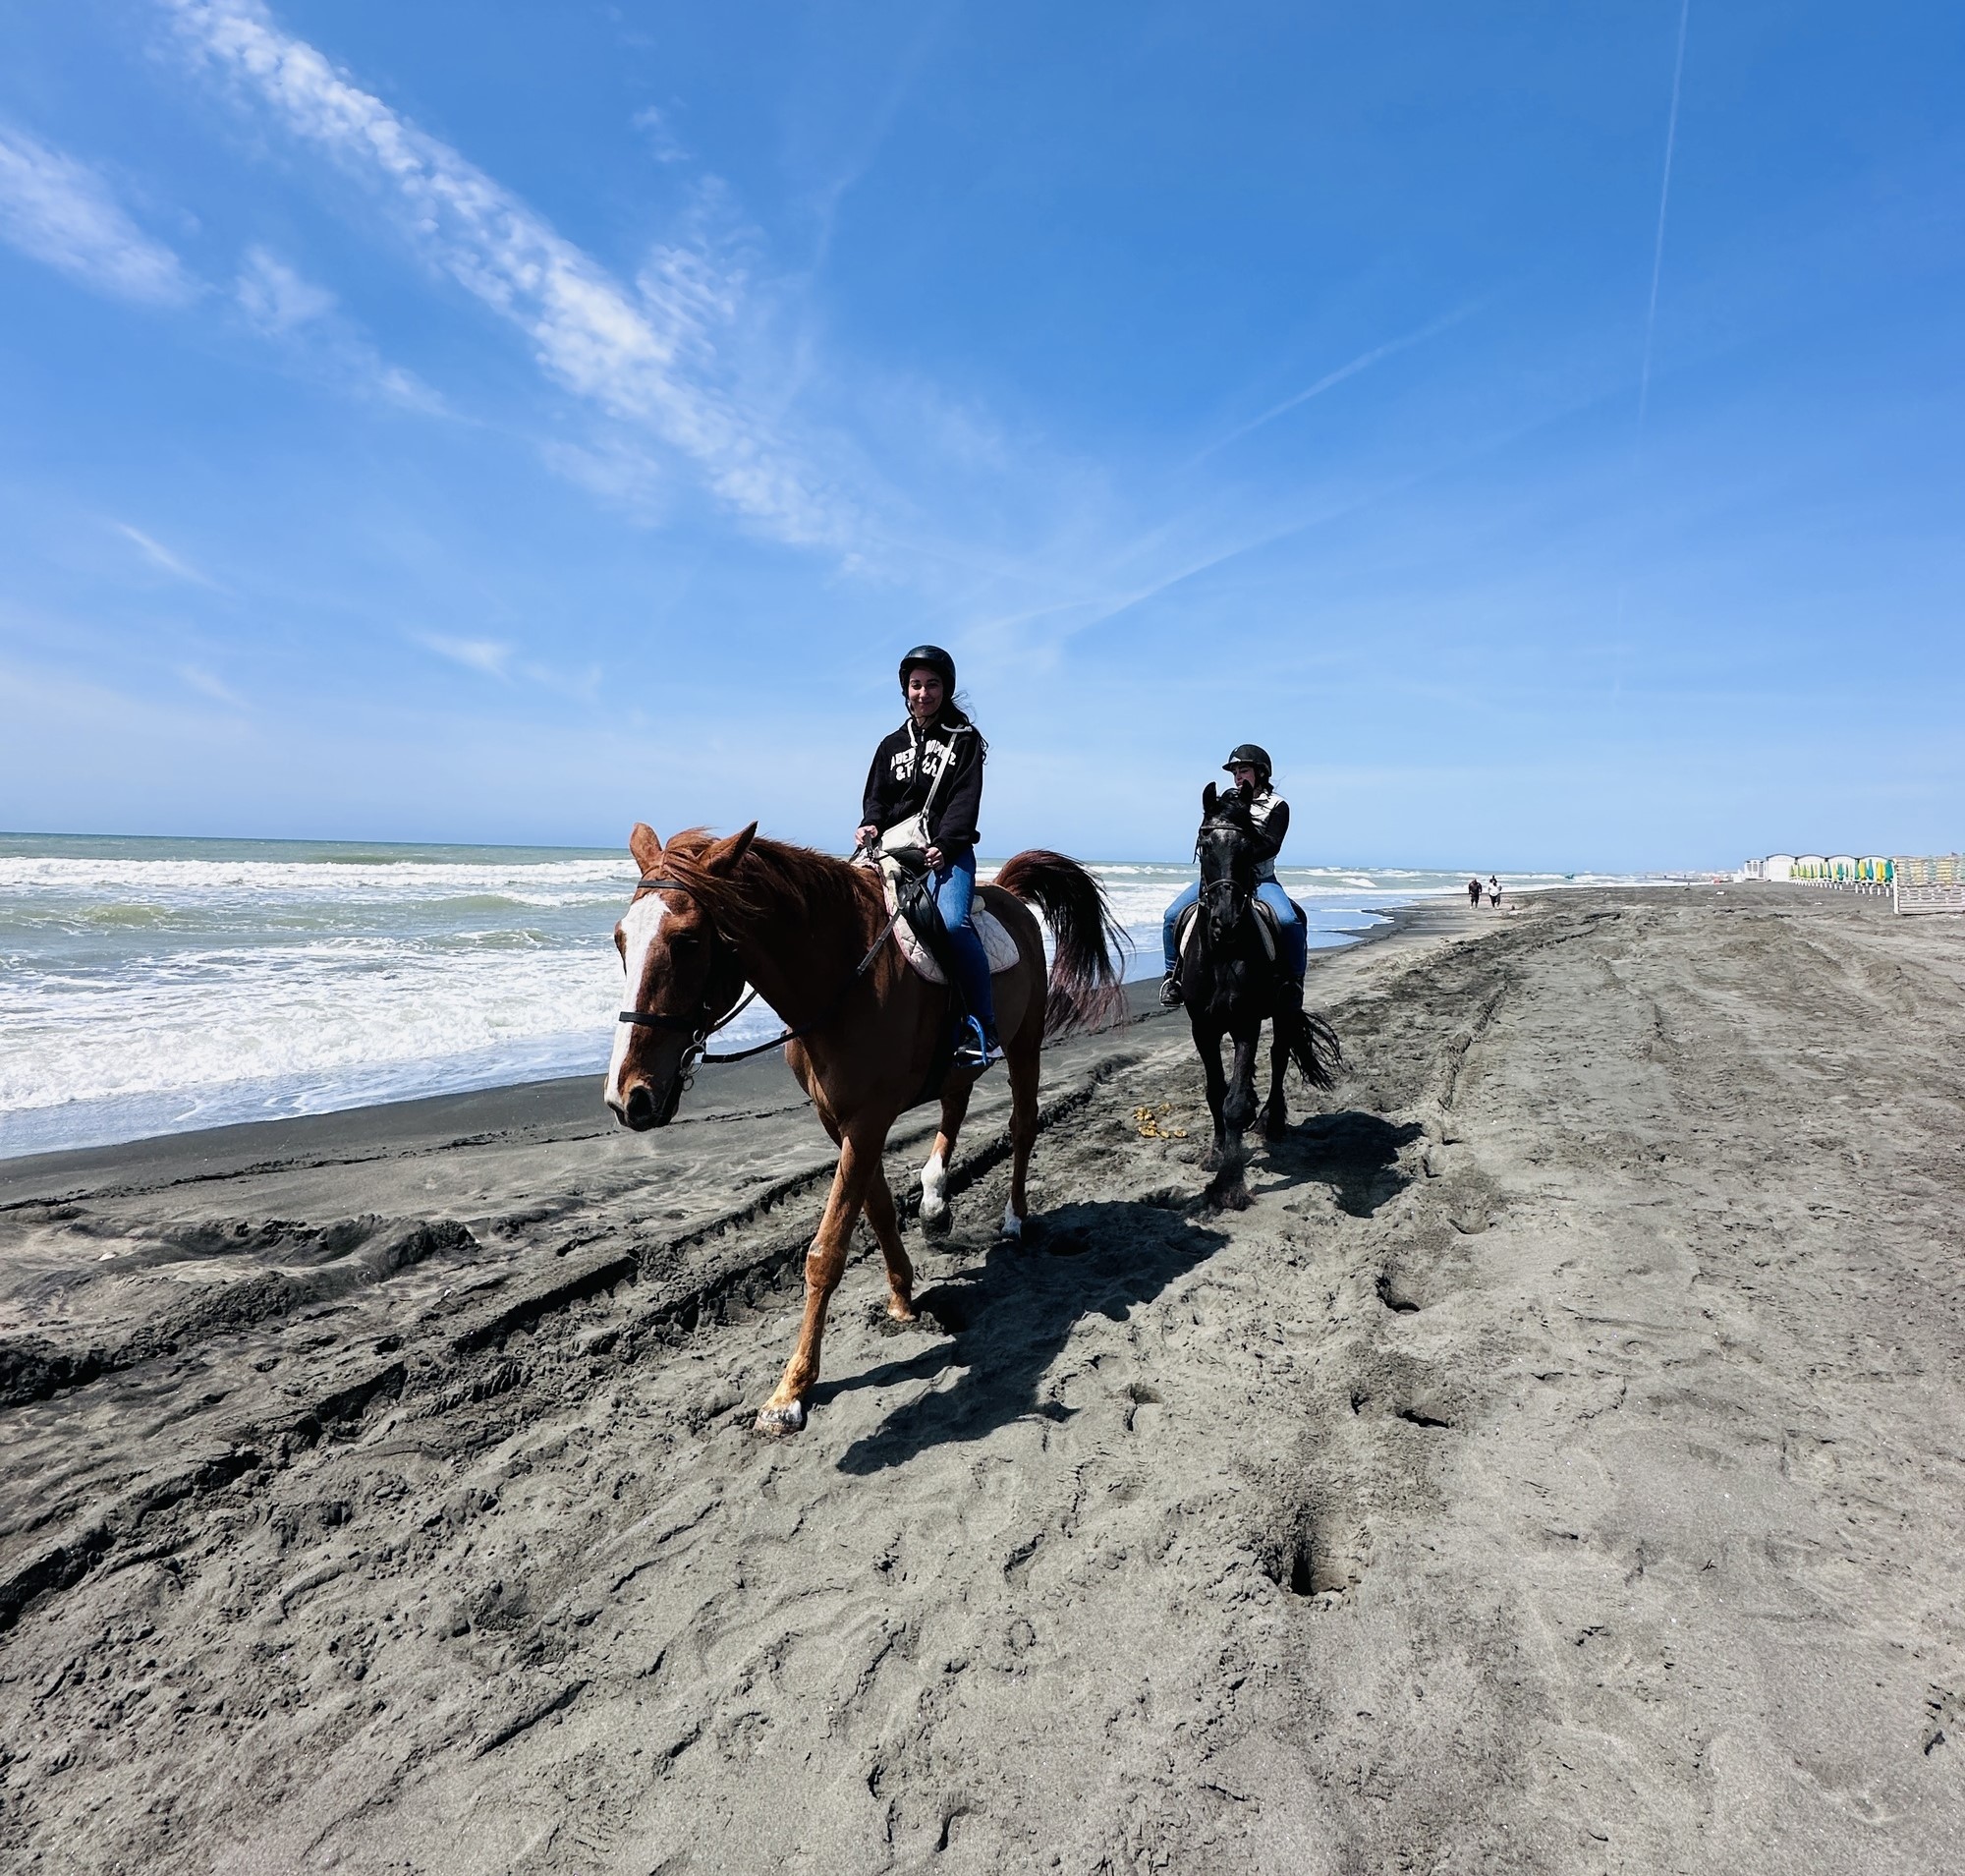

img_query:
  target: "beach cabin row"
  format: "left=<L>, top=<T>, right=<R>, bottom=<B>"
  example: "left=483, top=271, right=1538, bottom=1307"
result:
left=1891, top=855, right=1965, bottom=915
left=1737, top=854, right=1893, bottom=888
left=1743, top=851, right=1965, bottom=914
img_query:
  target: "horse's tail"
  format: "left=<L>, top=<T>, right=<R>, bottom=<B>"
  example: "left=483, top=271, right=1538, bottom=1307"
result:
left=1279, top=1003, right=1343, bottom=1090
left=992, top=849, right=1129, bottom=1039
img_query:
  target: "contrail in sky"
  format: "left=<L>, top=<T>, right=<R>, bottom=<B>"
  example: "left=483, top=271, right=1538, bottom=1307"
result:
left=1192, top=303, right=1479, bottom=464
left=1636, top=0, right=1692, bottom=437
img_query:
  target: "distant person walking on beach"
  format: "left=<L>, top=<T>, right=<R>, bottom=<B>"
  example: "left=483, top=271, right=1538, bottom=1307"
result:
left=855, top=645, right=999, bottom=1067
left=1467, top=875, right=1483, bottom=906
left=1160, top=744, right=1306, bottom=1007
left=1488, top=875, right=1501, bottom=908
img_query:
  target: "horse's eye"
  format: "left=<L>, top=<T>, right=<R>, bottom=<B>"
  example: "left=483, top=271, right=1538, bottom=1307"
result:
left=669, top=933, right=700, bottom=954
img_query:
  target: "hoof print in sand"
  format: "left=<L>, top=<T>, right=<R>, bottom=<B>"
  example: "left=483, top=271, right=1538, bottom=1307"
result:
left=1260, top=1501, right=1362, bottom=1602
left=911, top=1284, right=973, bottom=1334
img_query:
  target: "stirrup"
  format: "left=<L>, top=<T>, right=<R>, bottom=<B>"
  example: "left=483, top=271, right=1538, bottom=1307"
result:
left=1158, top=969, right=1184, bottom=1008
left=953, top=1015, right=1000, bottom=1068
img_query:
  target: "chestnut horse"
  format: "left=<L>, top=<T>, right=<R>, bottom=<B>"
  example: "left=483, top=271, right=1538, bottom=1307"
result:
left=605, top=823, right=1125, bottom=1434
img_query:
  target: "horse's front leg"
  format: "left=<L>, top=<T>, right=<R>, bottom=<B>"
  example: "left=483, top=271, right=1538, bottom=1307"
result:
left=1195, top=1023, right=1231, bottom=1172
left=1210, top=1032, right=1261, bottom=1209
left=757, top=1127, right=881, bottom=1435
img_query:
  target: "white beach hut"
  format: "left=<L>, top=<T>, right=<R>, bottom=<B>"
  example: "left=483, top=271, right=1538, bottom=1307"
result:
left=1762, top=853, right=1796, bottom=881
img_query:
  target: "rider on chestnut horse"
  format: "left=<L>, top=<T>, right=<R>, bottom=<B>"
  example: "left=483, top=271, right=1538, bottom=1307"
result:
left=855, top=645, right=1001, bottom=1068
left=1159, top=743, right=1307, bottom=1010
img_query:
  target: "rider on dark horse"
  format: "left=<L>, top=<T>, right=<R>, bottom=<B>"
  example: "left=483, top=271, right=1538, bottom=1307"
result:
left=1159, top=743, right=1308, bottom=1010
left=856, top=645, right=1002, bottom=1067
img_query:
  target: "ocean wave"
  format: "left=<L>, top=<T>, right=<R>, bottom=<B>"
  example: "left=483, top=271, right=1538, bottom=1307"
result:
left=0, top=838, right=1635, bottom=1156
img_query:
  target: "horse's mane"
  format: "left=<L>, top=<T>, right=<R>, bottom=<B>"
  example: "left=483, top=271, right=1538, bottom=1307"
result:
left=658, top=828, right=880, bottom=938
left=1196, top=788, right=1257, bottom=860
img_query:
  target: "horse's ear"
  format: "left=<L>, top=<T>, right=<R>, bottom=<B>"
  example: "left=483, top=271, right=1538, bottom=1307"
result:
left=702, top=822, right=758, bottom=877
left=629, top=824, right=663, bottom=875
left=1202, top=781, right=1218, bottom=817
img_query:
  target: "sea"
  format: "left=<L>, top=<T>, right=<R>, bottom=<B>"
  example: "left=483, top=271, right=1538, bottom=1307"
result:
left=0, top=833, right=1615, bottom=1159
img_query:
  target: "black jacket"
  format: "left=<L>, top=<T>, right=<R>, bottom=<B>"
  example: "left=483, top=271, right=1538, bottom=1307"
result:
left=862, top=713, right=985, bottom=854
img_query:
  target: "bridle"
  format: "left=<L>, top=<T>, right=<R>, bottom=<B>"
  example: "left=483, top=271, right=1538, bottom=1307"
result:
left=616, top=874, right=904, bottom=1082
left=1195, top=824, right=1254, bottom=943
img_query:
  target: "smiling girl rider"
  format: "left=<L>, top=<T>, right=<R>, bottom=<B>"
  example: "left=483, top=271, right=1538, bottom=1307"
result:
left=855, top=645, right=1000, bottom=1067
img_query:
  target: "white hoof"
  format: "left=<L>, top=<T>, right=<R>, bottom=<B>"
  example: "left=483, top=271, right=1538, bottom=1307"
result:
left=920, top=1151, right=948, bottom=1222
left=754, top=1399, right=806, bottom=1436
left=999, top=1204, right=1024, bottom=1240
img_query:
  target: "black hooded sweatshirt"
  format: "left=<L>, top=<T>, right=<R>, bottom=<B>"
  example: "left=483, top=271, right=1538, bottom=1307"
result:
left=861, top=711, right=985, bottom=855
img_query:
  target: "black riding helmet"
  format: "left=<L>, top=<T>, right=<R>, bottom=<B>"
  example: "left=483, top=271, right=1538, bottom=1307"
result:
left=1222, top=742, right=1272, bottom=786
left=898, top=644, right=957, bottom=693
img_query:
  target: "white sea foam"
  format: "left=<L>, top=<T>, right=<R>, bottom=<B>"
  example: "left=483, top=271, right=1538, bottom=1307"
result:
left=0, top=834, right=1623, bottom=1158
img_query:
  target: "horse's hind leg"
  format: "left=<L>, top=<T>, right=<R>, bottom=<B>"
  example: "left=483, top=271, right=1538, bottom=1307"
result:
left=919, top=1081, right=974, bottom=1239
left=758, top=1127, right=880, bottom=1435
left=1001, top=1028, right=1040, bottom=1239
left=863, top=1161, right=916, bottom=1323
left=1262, top=1023, right=1289, bottom=1140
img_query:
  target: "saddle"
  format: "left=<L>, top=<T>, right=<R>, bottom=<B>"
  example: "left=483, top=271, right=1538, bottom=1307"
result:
left=1175, top=895, right=1303, bottom=979
left=1171, top=900, right=1297, bottom=963
left=878, top=858, right=1019, bottom=985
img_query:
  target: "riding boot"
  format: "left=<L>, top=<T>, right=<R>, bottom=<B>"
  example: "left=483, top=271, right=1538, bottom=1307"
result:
left=1158, top=968, right=1184, bottom=1008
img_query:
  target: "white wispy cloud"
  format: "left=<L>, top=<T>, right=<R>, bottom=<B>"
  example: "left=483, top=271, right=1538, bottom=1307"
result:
left=232, top=244, right=443, bottom=411
left=167, top=0, right=846, bottom=546
left=178, top=663, right=248, bottom=708
left=234, top=243, right=334, bottom=333
left=113, top=521, right=220, bottom=587
left=416, top=633, right=514, bottom=679
left=0, top=122, right=194, bottom=305
left=632, top=106, right=690, bottom=166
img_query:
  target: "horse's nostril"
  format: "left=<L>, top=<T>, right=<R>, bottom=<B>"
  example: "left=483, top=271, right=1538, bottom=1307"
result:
left=624, top=1085, right=655, bottom=1127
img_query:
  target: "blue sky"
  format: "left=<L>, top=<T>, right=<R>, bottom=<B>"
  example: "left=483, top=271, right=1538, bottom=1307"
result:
left=1, top=0, right=1960, bottom=868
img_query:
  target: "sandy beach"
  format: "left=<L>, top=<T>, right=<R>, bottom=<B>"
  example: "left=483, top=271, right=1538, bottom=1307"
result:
left=2, top=885, right=1961, bottom=1873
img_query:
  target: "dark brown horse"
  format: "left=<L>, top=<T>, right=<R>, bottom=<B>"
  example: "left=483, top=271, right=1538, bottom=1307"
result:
left=605, top=823, right=1124, bottom=1434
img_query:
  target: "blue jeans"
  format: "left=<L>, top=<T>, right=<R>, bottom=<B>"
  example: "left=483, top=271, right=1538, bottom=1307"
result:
left=933, top=849, right=997, bottom=1038
left=1162, top=879, right=1307, bottom=980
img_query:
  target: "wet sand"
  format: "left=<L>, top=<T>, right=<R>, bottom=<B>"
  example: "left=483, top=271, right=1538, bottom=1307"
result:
left=3, top=887, right=1962, bottom=1872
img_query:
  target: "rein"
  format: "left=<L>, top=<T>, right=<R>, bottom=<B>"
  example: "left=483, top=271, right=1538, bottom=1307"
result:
left=616, top=873, right=904, bottom=1069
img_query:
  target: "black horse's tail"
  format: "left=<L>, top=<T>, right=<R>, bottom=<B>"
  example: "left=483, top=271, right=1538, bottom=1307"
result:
left=993, top=850, right=1129, bottom=1039
left=1279, top=1003, right=1343, bottom=1090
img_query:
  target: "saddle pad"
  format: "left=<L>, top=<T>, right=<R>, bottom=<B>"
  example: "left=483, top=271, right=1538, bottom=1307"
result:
left=882, top=873, right=1021, bottom=984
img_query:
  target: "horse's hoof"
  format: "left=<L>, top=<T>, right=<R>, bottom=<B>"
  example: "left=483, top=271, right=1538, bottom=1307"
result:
left=1208, top=1181, right=1253, bottom=1213
left=998, top=1204, right=1025, bottom=1241
left=754, top=1399, right=807, bottom=1436
left=920, top=1206, right=952, bottom=1240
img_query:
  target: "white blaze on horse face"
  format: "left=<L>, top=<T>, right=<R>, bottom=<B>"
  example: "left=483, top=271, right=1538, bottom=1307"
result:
left=920, top=1150, right=948, bottom=1222
left=605, top=892, right=667, bottom=1107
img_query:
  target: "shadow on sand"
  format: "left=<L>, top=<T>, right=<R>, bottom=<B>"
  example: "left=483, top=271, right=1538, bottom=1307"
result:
left=1255, top=1109, right=1424, bottom=1217
left=826, top=1199, right=1228, bottom=1475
